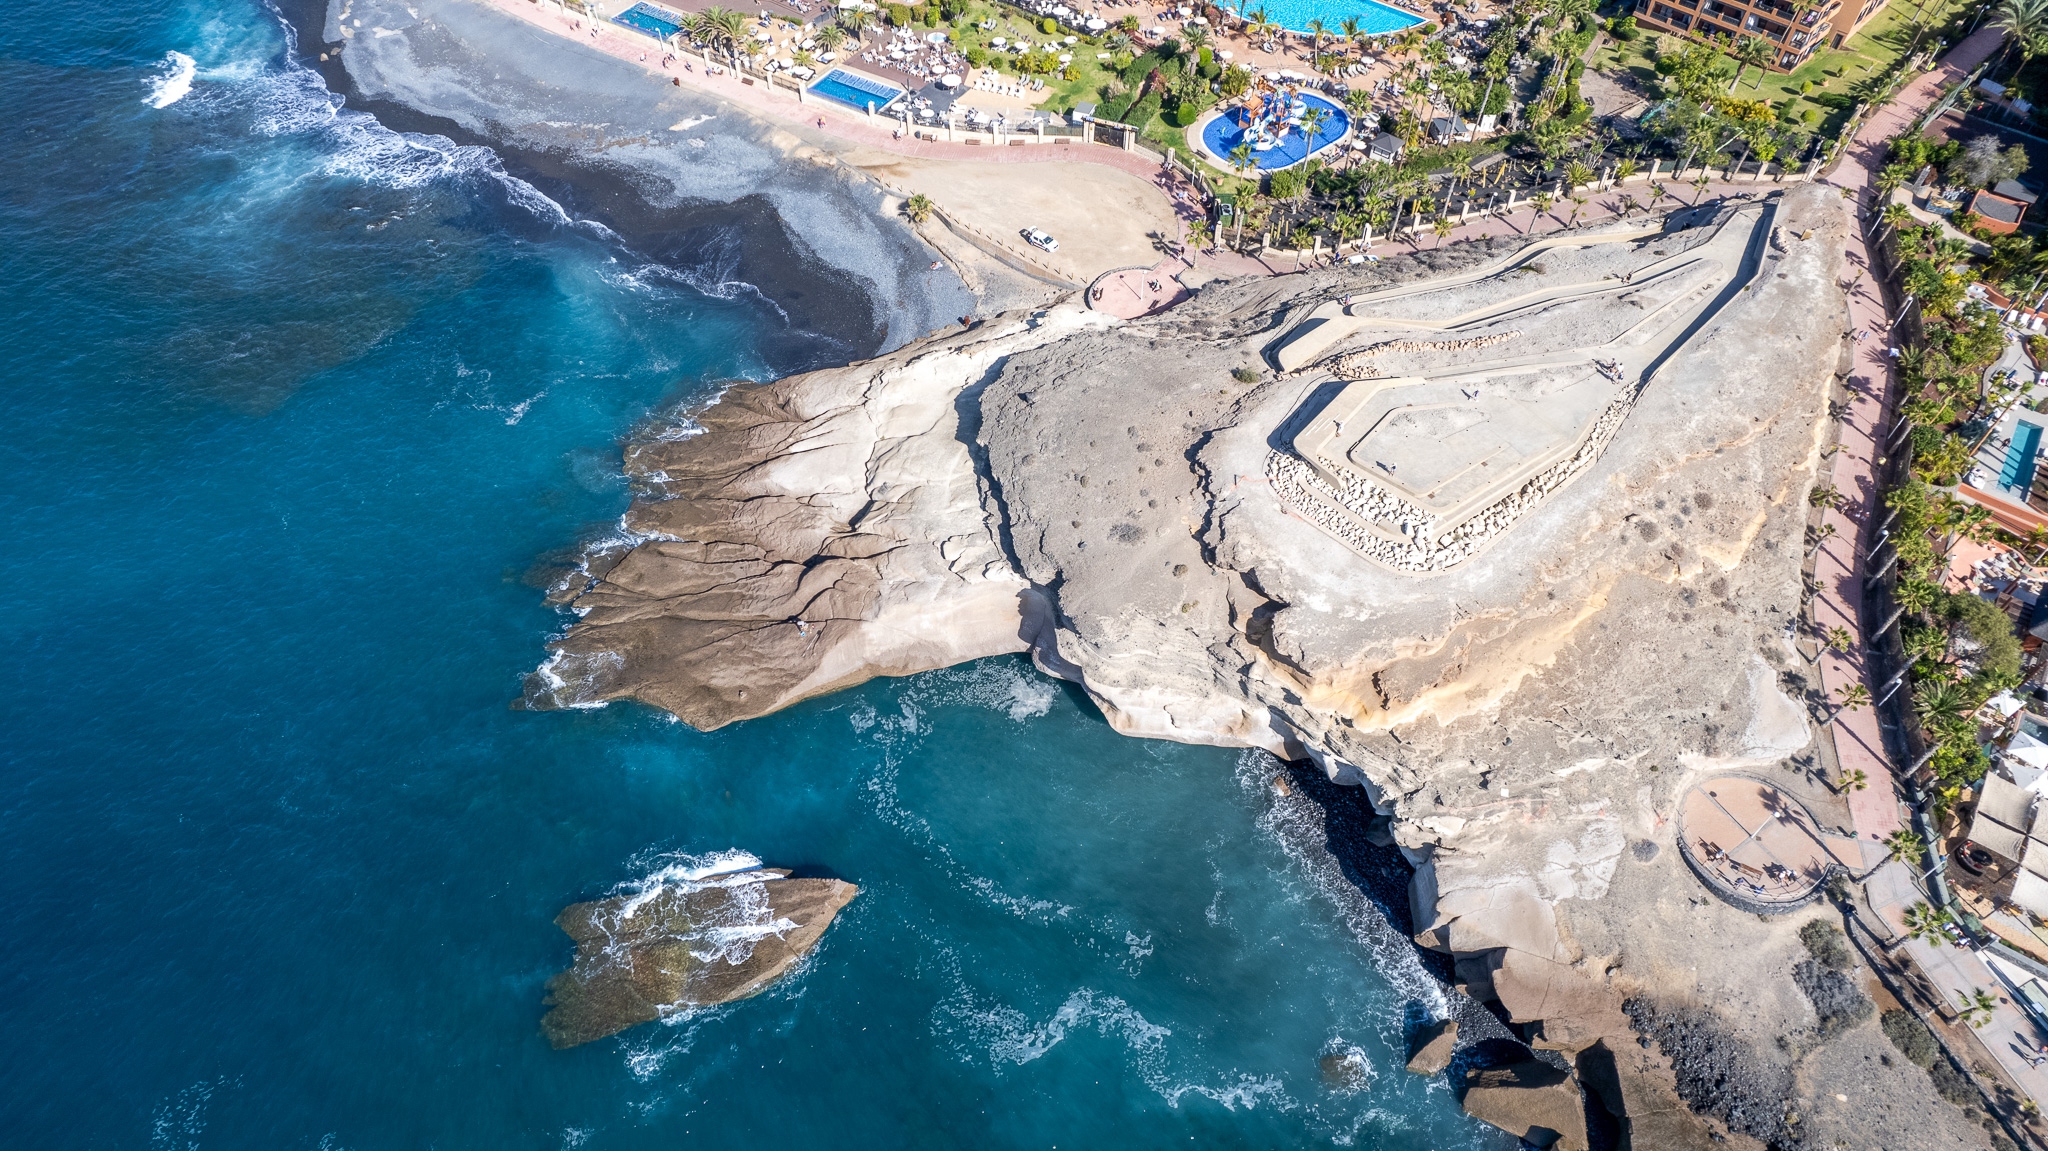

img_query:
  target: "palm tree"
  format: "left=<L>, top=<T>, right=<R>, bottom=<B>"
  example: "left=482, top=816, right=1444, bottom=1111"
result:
left=1876, top=202, right=1913, bottom=244
left=1730, top=35, right=1774, bottom=91
left=1874, top=163, right=1912, bottom=203
left=697, top=6, right=747, bottom=67
left=1825, top=625, right=1856, bottom=653
left=1821, top=682, right=1870, bottom=726
left=1566, top=193, right=1589, bottom=228
left=1848, top=825, right=1924, bottom=877
left=1432, top=215, right=1455, bottom=247
left=815, top=24, right=846, bottom=53
left=1531, top=190, right=1554, bottom=232
left=1299, top=105, right=1329, bottom=145
left=1883, top=828, right=1927, bottom=867
left=1306, top=17, right=1328, bottom=63
left=1993, top=0, right=2048, bottom=77
left=1228, top=142, right=1255, bottom=178
left=1339, top=16, right=1363, bottom=63
left=1903, top=900, right=1953, bottom=944
left=1334, top=212, right=1363, bottom=249
left=1648, top=181, right=1669, bottom=211
left=1913, top=677, right=1973, bottom=731
left=903, top=193, right=935, bottom=224
left=1959, top=987, right=2000, bottom=1028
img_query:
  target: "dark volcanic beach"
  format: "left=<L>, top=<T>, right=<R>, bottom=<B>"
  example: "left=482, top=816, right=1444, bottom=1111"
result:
left=275, top=0, right=973, bottom=366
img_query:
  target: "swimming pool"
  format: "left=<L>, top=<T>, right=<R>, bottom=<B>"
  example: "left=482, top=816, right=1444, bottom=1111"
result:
left=1199, top=91, right=1350, bottom=171
left=611, top=2, right=684, bottom=41
left=2002, top=420, right=2043, bottom=495
left=1245, top=0, right=1426, bottom=36
left=808, top=69, right=905, bottom=112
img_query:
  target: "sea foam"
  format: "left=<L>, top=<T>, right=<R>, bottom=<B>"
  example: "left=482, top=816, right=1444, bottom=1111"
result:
left=143, top=51, right=196, bottom=108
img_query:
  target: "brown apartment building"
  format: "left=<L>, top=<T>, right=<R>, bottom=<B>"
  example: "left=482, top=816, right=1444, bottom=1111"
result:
left=1631, top=0, right=1894, bottom=72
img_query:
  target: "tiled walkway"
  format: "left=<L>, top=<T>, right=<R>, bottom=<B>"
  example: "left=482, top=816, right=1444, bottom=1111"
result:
left=1810, top=25, right=2048, bottom=1133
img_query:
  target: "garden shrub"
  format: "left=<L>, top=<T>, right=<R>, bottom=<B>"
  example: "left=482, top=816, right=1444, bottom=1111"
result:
left=1798, top=919, right=1854, bottom=971
left=1928, top=1059, right=1976, bottom=1107
left=1267, top=168, right=1306, bottom=199
left=1231, top=367, right=1259, bottom=383
left=887, top=3, right=912, bottom=25
left=1881, top=1009, right=1940, bottom=1067
left=1041, top=16, right=1056, bottom=34
left=1793, top=959, right=1873, bottom=1038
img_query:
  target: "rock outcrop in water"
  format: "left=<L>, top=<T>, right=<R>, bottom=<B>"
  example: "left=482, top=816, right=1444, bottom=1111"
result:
left=528, top=186, right=1996, bottom=1147
left=542, top=868, right=858, bottom=1048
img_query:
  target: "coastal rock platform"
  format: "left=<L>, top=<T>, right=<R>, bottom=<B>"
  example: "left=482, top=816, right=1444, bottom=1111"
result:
left=528, top=185, right=1998, bottom=1147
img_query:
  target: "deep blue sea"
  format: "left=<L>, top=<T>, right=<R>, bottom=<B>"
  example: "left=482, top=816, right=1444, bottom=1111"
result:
left=0, top=2, right=1509, bottom=1147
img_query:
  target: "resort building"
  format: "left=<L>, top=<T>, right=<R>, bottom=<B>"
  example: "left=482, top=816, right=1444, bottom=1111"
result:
left=1630, top=0, right=1894, bottom=72
left=1971, top=188, right=2031, bottom=236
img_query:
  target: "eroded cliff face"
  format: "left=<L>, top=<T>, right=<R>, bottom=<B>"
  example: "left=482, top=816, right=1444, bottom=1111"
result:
left=528, top=185, right=1984, bottom=1147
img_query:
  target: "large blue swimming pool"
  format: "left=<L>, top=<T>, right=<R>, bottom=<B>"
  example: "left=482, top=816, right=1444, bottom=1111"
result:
left=809, top=68, right=905, bottom=112
left=1254, top=0, right=1426, bottom=35
left=611, top=1, right=684, bottom=40
left=1200, top=91, right=1351, bottom=171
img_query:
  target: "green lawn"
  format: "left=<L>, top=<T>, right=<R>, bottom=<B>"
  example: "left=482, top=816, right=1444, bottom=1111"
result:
left=1592, top=0, right=1969, bottom=137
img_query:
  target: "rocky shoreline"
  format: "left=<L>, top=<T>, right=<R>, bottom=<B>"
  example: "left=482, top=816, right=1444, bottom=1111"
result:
left=530, top=182, right=2005, bottom=1147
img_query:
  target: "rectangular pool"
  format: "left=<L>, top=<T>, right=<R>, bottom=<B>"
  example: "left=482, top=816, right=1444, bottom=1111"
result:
left=808, top=69, right=905, bottom=112
left=611, top=2, right=684, bottom=41
left=2002, top=419, right=2042, bottom=494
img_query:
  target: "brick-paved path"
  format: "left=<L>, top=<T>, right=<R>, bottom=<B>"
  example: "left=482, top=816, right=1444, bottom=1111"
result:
left=1804, top=24, right=2048, bottom=1134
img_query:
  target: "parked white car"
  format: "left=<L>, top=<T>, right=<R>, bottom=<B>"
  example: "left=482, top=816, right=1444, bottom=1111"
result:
left=1021, top=227, right=1059, bottom=253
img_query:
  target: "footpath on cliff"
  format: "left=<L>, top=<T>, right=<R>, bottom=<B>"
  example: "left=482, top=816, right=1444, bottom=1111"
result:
left=1812, top=19, right=2048, bottom=1136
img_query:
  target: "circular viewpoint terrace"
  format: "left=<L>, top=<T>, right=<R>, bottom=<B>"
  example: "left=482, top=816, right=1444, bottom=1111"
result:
left=1677, top=776, right=1860, bottom=913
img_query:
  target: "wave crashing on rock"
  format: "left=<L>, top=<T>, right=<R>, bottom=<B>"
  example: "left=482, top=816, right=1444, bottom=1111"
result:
left=541, top=859, right=858, bottom=1048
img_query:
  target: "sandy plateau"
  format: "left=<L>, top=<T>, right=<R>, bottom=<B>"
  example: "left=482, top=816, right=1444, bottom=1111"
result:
left=528, top=184, right=1994, bottom=1148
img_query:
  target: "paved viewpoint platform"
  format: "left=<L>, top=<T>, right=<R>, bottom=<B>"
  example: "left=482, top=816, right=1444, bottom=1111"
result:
left=1679, top=776, right=1860, bottom=909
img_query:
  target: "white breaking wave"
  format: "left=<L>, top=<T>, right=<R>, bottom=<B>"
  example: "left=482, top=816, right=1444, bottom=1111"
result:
left=938, top=985, right=1296, bottom=1112
left=975, top=988, right=1170, bottom=1068
left=612, top=848, right=766, bottom=920
left=1236, top=748, right=1451, bottom=1018
left=143, top=51, right=197, bottom=108
left=530, top=647, right=622, bottom=708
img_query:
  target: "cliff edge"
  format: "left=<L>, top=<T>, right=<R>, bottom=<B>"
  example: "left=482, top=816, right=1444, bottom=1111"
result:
left=529, top=184, right=1994, bottom=1148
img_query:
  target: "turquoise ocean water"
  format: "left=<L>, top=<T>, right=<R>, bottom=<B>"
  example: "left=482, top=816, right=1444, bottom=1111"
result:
left=0, top=2, right=1509, bottom=1146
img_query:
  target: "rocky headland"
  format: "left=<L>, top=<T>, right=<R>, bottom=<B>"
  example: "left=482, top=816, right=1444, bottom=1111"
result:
left=529, top=182, right=2001, bottom=1147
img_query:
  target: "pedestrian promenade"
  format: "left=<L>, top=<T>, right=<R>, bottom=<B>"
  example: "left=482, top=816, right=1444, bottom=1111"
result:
left=1803, top=24, right=2048, bottom=1133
